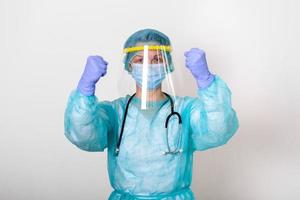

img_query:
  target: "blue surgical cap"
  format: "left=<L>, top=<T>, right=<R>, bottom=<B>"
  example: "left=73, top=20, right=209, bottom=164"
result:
left=123, top=29, right=174, bottom=72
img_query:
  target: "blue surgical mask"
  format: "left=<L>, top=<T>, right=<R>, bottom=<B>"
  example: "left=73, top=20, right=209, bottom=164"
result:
left=131, top=63, right=166, bottom=90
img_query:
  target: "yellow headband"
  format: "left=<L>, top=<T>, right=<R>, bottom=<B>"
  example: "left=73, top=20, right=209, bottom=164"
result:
left=123, top=45, right=172, bottom=53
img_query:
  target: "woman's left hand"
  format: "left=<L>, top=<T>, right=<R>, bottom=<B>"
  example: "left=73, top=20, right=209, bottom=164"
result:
left=184, top=48, right=215, bottom=89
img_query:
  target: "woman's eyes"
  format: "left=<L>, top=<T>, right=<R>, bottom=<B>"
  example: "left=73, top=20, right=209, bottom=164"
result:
left=152, top=58, right=159, bottom=63
left=153, top=57, right=163, bottom=63
left=132, top=58, right=143, bottom=63
left=133, top=56, right=163, bottom=64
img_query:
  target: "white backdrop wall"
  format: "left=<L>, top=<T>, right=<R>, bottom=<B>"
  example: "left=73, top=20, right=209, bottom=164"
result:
left=0, top=0, right=299, bottom=199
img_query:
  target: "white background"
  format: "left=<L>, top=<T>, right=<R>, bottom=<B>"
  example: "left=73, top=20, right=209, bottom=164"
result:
left=1, top=0, right=299, bottom=199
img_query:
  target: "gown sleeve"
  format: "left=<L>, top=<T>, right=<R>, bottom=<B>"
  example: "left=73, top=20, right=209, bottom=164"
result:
left=64, top=90, right=118, bottom=152
left=188, top=75, right=239, bottom=151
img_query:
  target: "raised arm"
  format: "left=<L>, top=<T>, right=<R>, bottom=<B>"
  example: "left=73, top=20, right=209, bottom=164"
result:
left=188, top=76, right=239, bottom=151
left=184, top=48, right=239, bottom=151
left=64, top=56, right=117, bottom=152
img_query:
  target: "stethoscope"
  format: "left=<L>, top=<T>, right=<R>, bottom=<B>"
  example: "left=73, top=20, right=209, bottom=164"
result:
left=114, top=92, right=183, bottom=156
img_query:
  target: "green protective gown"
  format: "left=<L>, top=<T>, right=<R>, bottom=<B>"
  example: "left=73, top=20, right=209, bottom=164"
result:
left=64, top=75, right=239, bottom=199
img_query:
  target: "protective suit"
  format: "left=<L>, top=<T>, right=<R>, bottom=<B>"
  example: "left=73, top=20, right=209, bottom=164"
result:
left=64, top=29, right=239, bottom=199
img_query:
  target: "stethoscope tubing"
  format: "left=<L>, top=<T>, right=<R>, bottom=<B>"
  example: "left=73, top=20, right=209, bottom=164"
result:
left=115, top=92, right=182, bottom=156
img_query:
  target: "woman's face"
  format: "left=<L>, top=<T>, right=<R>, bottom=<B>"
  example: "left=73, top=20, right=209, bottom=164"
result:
left=131, top=50, right=164, bottom=65
left=129, top=50, right=167, bottom=92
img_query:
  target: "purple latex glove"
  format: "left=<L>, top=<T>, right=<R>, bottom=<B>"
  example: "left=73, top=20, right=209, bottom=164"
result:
left=184, top=48, right=215, bottom=89
left=77, top=56, right=108, bottom=96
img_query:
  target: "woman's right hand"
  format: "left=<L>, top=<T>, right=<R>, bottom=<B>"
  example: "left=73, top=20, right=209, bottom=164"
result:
left=77, top=56, right=108, bottom=96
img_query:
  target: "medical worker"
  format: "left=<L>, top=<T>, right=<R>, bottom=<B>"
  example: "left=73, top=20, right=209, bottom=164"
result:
left=64, top=29, right=239, bottom=200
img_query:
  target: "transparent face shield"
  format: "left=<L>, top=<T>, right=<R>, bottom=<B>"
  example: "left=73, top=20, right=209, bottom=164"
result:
left=124, top=45, right=176, bottom=110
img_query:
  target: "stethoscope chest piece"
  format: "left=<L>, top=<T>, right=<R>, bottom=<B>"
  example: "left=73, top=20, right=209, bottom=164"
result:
left=162, top=148, right=184, bottom=155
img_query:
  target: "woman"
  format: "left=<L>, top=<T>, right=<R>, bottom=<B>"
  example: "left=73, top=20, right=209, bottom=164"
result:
left=64, top=29, right=239, bottom=199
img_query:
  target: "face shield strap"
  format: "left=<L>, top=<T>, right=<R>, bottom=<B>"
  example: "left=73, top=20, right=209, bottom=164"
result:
left=125, top=45, right=171, bottom=72
left=123, top=45, right=172, bottom=54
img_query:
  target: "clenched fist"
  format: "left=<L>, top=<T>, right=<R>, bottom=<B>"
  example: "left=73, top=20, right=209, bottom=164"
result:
left=184, top=48, right=215, bottom=89
left=77, top=56, right=108, bottom=96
